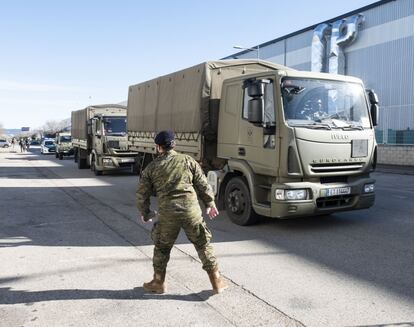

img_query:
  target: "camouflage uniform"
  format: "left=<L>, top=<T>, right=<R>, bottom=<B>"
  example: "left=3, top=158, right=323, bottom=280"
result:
left=136, top=150, right=218, bottom=274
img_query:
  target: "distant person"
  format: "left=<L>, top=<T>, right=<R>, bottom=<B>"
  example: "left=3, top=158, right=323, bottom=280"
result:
left=18, top=139, right=24, bottom=153
left=25, top=139, right=30, bottom=151
left=11, top=138, right=16, bottom=152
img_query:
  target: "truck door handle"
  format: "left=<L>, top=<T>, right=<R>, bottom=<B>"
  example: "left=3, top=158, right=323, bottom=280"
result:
left=238, top=147, right=246, bottom=156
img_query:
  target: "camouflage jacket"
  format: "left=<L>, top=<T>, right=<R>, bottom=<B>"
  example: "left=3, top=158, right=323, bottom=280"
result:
left=136, top=150, right=215, bottom=219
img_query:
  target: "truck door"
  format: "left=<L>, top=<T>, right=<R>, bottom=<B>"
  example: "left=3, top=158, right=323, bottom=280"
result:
left=237, top=78, right=278, bottom=176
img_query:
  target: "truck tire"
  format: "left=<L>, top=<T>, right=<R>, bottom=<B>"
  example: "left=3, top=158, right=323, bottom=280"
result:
left=77, top=149, right=89, bottom=169
left=91, top=156, right=102, bottom=176
left=78, top=151, right=86, bottom=169
left=78, top=157, right=87, bottom=169
left=59, top=153, right=63, bottom=160
left=224, top=177, right=259, bottom=226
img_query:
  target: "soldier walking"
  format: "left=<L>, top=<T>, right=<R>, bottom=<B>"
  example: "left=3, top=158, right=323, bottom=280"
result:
left=136, top=130, right=228, bottom=294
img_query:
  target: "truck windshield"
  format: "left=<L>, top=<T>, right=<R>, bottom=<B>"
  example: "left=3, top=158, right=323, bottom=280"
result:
left=281, top=78, right=371, bottom=130
left=59, top=136, right=71, bottom=142
left=103, top=117, right=127, bottom=136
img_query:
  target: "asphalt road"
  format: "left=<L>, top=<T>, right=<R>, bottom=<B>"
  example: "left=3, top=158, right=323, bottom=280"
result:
left=1, top=147, right=413, bottom=327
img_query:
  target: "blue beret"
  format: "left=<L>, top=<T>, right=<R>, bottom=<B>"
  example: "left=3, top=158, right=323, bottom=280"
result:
left=154, top=130, right=175, bottom=146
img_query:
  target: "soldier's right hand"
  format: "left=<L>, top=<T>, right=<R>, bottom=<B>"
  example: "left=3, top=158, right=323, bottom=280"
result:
left=141, top=210, right=157, bottom=223
left=140, top=215, right=152, bottom=223
left=206, top=206, right=219, bottom=219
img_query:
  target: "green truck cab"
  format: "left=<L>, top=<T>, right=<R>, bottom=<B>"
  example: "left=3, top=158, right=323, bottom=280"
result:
left=127, top=60, right=378, bottom=225
left=71, top=104, right=138, bottom=175
left=55, top=132, right=74, bottom=160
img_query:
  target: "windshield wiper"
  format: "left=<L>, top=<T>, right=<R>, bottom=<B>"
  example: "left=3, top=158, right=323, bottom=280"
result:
left=282, top=85, right=306, bottom=95
left=318, top=118, right=363, bottom=130
left=340, top=124, right=364, bottom=130
left=290, top=122, right=332, bottom=130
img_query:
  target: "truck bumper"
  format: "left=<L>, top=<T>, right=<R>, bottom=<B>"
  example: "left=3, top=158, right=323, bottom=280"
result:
left=269, top=177, right=375, bottom=218
left=100, top=156, right=135, bottom=171
left=60, top=149, right=74, bottom=156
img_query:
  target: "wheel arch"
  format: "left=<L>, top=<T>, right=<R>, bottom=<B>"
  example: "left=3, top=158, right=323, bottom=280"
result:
left=221, top=159, right=271, bottom=217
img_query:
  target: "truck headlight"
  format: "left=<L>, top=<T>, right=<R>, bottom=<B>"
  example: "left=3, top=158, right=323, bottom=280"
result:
left=275, top=189, right=307, bottom=200
left=363, top=183, right=375, bottom=193
left=102, top=158, right=114, bottom=166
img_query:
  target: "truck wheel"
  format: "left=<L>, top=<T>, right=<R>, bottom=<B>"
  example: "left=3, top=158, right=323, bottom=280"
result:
left=224, top=177, right=259, bottom=226
left=59, top=153, right=63, bottom=160
left=91, top=156, right=102, bottom=176
left=77, top=149, right=88, bottom=169
left=78, top=156, right=87, bottom=169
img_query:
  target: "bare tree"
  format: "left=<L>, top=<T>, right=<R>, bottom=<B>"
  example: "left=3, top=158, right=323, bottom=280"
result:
left=42, top=120, right=61, bottom=133
left=42, top=118, right=70, bottom=134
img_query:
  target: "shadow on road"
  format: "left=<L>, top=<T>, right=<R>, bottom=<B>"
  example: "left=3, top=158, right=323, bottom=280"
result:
left=0, top=287, right=213, bottom=305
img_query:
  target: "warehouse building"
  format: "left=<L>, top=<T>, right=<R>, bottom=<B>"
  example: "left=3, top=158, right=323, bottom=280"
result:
left=224, top=0, right=414, bottom=165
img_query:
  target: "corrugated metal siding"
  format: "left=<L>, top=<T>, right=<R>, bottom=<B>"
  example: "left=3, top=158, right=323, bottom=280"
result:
left=260, top=41, right=285, bottom=58
left=290, top=62, right=311, bottom=71
left=347, top=36, right=414, bottom=104
left=285, top=30, right=313, bottom=52
left=358, top=0, right=414, bottom=30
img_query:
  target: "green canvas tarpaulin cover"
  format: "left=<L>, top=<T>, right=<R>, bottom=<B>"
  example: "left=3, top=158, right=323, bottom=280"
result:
left=71, top=104, right=126, bottom=139
left=127, top=60, right=287, bottom=135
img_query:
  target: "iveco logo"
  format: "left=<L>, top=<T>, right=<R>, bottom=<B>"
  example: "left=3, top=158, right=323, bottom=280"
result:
left=331, top=134, right=349, bottom=140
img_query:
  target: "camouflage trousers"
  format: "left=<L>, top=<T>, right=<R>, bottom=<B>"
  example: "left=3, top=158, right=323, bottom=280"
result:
left=151, top=215, right=218, bottom=273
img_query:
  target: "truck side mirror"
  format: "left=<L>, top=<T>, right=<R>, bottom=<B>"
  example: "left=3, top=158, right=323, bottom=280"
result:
left=247, top=81, right=265, bottom=97
left=370, top=104, right=379, bottom=126
left=366, top=89, right=379, bottom=126
left=248, top=98, right=264, bottom=124
left=367, top=89, right=379, bottom=104
left=244, top=79, right=268, bottom=126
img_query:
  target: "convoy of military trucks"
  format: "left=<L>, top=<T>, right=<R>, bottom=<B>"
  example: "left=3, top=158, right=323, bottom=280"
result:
left=56, top=59, right=378, bottom=225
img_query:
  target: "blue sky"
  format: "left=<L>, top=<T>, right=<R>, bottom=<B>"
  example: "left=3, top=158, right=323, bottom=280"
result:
left=0, top=0, right=375, bottom=128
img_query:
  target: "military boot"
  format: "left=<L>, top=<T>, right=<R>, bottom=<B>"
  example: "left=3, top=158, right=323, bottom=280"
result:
left=143, top=271, right=167, bottom=294
left=208, top=267, right=228, bottom=294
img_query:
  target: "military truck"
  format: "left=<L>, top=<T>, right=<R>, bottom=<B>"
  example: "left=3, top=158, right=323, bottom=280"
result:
left=55, top=132, right=74, bottom=160
left=127, top=60, right=378, bottom=225
left=71, top=104, right=137, bottom=175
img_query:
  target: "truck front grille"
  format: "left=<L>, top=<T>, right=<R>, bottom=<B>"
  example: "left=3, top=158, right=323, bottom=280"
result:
left=107, top=140, right=120, bottom=149
left=118, top=162, right=133, bottom=168
left=310, top=162, right=364, bottom=173
left=320, top=176, right=348, bottom=184
left=316, top=195, right=355, bottom=208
